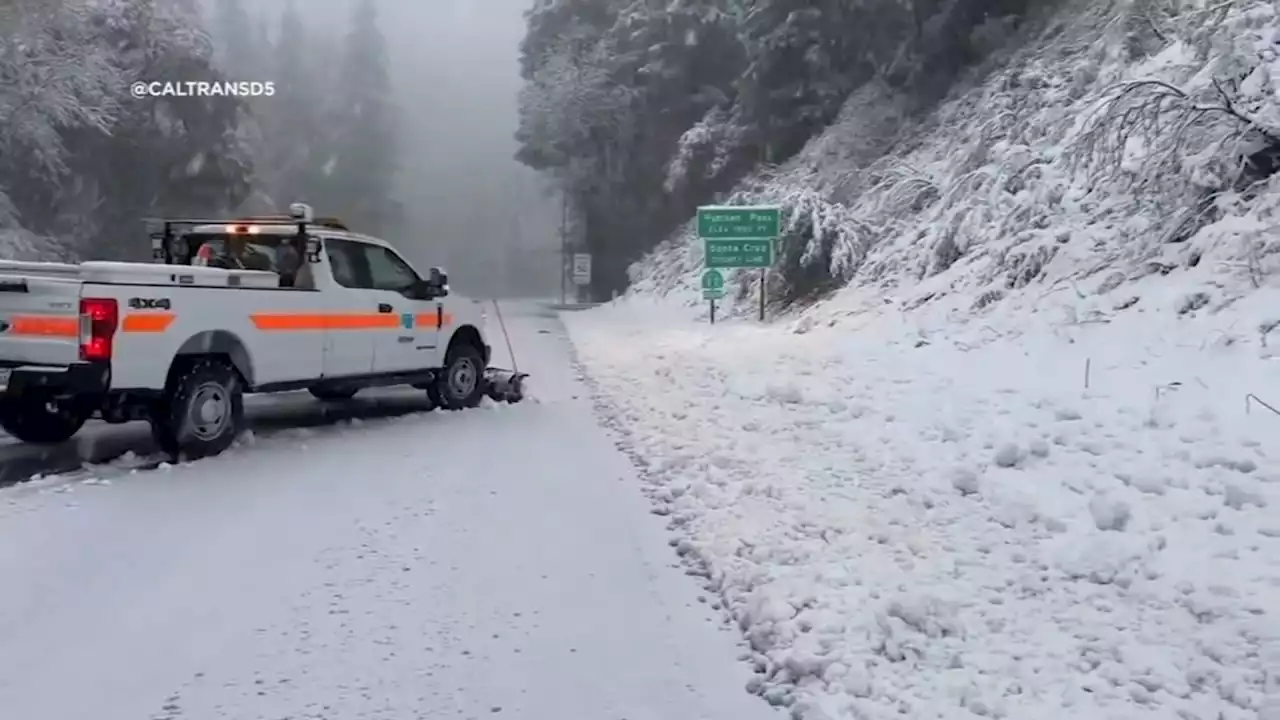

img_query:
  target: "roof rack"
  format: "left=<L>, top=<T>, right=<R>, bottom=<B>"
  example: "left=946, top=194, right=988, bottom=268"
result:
left=227, top=215, right=348, bottom=230
left=144, top=203, right=345, bottom=264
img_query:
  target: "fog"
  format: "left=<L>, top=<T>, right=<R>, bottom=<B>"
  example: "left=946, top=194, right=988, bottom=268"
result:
left=381, top=0, right=561, bottom=298
left=213, top=0, right=561, bottom=299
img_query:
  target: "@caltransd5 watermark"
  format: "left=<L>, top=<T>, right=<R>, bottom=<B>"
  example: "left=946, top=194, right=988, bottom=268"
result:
left=131, top=81, right=275, bottom=98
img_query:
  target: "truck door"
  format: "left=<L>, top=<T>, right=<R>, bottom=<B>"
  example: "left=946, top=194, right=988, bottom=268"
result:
left=318, top=237, right=376, bottom=378
left=357, top=243, right=439, bottom=374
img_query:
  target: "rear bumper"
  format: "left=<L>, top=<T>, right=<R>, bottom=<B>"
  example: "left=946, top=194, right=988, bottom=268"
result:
left=0, top=362, right=109, bottom=396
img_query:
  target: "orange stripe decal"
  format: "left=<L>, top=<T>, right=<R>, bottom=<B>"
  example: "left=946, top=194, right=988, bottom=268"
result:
left=326, top=313, right=399, bottom=330
left=251, top=313, right=329, bottom=331
left=9, top=315, right=77, bottom=337
left=121, top=312, right=175, bottom=333
left=250, top=313, right=400, bottom=331
left=412, top=312, right=453, bottom=328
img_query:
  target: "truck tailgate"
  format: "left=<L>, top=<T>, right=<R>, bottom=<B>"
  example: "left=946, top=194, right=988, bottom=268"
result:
left=0, top=275, right=82, bottom=367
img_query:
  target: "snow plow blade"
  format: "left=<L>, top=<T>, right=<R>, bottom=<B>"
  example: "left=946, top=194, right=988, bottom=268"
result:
left=483, top=368, right=527, bottom=403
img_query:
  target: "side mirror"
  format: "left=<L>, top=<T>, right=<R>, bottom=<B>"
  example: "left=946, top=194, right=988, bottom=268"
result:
left=404, top=278, right=440, bottom=297
left=427, top=267, right=448, bottom=297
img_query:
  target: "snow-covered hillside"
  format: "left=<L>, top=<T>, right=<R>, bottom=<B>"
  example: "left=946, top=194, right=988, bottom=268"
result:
left=632, top=0, right=1280, bottom=320
left=573, top=3, right=1280, bottom=717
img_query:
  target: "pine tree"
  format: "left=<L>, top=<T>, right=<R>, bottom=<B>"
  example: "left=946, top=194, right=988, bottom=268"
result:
left=318, top=0, right=399, bottom=236
left=210, top=0, right=257, bottom=79
left=260, top=0, right=324, bottom=208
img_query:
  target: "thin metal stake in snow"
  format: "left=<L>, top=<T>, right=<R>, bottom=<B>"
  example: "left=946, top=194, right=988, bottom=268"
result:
left=491, top=299, right=518, bottom=372
left=1084, top=358, right=1091, bottom=389
left=1245, top=393, right=1280, bottom=417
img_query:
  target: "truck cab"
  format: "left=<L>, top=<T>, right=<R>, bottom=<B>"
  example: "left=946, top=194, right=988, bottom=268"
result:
left=0, top=203, right=520, bottom=462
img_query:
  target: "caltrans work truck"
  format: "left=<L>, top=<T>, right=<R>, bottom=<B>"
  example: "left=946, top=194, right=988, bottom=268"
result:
left=0, top=203, right=525, bottom=459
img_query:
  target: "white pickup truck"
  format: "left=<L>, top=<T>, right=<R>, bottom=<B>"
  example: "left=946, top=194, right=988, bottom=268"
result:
left=0, top=203, right=524, bottom=460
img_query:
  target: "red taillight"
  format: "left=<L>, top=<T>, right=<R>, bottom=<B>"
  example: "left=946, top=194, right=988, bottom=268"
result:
left=79, top=297, right=118, bottom=361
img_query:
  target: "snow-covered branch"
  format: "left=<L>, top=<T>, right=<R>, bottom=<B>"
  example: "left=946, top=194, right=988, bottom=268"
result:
left=0, top=0, right=121, bottom=178
left=516, top=39, right=635, bottom=186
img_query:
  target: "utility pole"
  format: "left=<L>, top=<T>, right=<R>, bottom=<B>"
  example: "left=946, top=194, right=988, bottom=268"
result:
left=559, top=186, right=568, bottom=305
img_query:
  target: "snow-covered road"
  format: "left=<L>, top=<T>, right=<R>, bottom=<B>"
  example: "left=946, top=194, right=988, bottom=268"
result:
left=0, top=304, right=775, bottom=720
left=0, top=390, right=437, bottom=486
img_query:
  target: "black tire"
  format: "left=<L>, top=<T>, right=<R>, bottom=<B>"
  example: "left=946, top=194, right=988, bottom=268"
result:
left=150, top=357, right=244, bottom=460
left=434, top=343, right=485, bottom=410
left=309, top=387, right=358, bottom=401
left=0, top=394, right=89, bottom=444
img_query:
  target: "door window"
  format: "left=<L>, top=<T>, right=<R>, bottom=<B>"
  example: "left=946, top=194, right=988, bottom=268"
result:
left=362, top=245, right=419, bottom=292
left=325, top=238, right=369, bottom=288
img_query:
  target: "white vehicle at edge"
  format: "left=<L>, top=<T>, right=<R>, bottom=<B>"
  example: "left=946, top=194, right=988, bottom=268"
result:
left=0, top=203, right=525, bottom=459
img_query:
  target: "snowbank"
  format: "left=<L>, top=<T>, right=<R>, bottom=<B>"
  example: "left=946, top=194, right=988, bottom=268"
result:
left=564, top=287, right=1280, bottom=719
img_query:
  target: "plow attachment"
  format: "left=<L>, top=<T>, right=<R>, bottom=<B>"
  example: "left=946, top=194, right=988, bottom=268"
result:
left=483, top=367, right=527, bottom=403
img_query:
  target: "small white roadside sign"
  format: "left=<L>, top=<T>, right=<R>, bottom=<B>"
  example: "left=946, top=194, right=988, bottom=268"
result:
left=572, top=253, right=591, bottom=285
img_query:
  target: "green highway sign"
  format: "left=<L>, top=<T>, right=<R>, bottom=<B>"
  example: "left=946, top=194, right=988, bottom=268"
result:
left=697, top=206, right=780, bottom=240
left=696, top=204, right=779, bottom=320
left=701, top=268, right=725, bottom=299
left=704, top=238, right=773, bottom=269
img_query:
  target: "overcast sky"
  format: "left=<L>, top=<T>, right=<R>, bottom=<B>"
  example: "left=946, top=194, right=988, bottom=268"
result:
left=382, top=0, right=561, bottom=295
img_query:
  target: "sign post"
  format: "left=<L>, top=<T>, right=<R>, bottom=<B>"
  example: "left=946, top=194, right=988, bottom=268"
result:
left=701, top=269, right=725, bottom=323
left=696, top=205, right=779, bottom=321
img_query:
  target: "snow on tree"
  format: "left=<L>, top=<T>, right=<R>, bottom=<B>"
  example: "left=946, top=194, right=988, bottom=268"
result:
left=634, top=0, right=1280, bottom=315
left=513, top=0, right=1092, bottom=300
left=0, top=0, right=254, bottom=261
left=0, top=1, right=120, bottom=180
left=0, top=0, right=122, bottom=258
left=515, top=39, right=633, bottom=190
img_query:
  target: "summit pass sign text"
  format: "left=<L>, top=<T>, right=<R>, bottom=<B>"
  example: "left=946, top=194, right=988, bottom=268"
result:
left=131, top=81, right=275, bottom=98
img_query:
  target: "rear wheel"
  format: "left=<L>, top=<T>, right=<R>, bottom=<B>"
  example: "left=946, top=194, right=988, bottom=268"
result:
left=150, top=358, right=244, bottom=460
left=309, top=387, right=358, bottom=401
left=0, top=394, right=89, bottom=444
left=434, top=344, right=485, bottom=410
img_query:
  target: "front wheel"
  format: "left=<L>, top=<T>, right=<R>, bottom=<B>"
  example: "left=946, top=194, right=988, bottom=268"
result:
left=0, top=394, right=89, bottom=444
left=434, top=344, right=485, bottom=410
left=150, top=358, right=244, bottom=460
